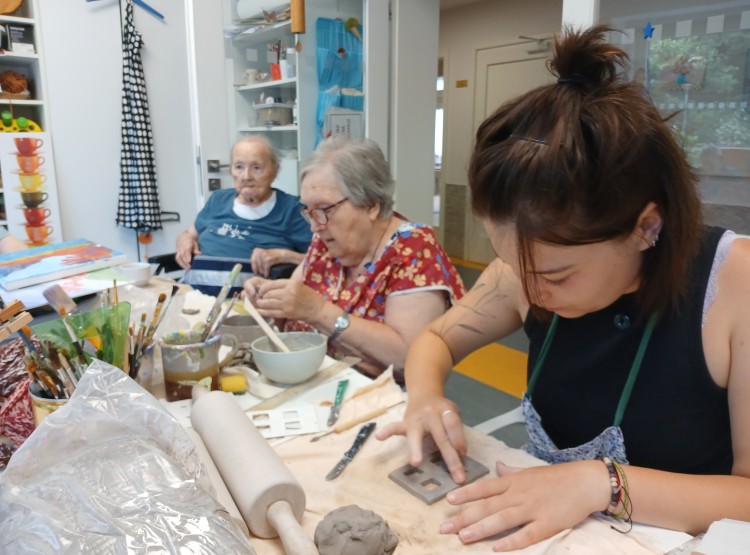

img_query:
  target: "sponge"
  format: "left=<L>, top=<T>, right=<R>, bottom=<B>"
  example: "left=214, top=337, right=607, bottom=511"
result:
left=220, top=373, right=247, bottom=394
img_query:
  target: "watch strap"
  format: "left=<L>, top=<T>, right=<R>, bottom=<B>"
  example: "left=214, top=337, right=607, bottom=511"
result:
left=329, top=312, right=350, bottom=342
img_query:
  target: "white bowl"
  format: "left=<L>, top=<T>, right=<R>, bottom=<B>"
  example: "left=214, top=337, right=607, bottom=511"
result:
left=251, top=332, right=327, bottom=385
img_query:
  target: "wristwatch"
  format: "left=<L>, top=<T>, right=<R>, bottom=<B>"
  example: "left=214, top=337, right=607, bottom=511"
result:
left=329, top=312, right=350, bottom=343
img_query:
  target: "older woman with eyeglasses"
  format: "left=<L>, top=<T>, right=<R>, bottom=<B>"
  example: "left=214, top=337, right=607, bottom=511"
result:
left=243, top=136, right=465, bottom=380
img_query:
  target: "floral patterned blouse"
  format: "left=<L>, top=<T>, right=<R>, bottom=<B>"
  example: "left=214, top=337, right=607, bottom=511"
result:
left=284, top=220, right=466, bottom=358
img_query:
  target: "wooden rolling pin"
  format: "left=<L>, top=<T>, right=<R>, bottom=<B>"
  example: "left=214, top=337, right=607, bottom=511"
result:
left=191, top=388, right=317, bottom=554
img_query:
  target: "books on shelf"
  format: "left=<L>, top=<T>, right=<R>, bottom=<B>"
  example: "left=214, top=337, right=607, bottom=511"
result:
left=0, top=238, right=127, bottom=291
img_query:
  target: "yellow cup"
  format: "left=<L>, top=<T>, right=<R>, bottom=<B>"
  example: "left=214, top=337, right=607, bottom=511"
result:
left=29, top=383, right=68, bottom=427
left=18, top=172, right=47, bottom=191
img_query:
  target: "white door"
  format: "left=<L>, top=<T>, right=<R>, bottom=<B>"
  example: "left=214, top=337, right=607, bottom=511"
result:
left=465, top=42, right=555, bottom=263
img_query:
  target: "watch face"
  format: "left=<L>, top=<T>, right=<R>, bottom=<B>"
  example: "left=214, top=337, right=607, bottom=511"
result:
left=336, top=314, right=350, bottom=331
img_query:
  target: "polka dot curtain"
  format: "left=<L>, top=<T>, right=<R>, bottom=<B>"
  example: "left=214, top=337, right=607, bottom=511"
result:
left=116, top=0, right=162, bottom=231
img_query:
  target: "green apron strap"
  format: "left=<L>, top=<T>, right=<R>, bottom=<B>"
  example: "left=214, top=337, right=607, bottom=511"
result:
left=613, top=311, right=659, bottom=427
left=527, top=313, right=559, bottom=395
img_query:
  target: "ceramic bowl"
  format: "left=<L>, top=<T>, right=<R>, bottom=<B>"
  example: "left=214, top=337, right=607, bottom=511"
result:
left=251, top=331, right=327, bottom=385
left=219, top=315, right=265, bottom=345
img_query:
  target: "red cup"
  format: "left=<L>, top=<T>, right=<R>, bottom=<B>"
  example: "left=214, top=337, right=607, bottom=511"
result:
left=23, top=207, right=51, bottom=226
left=15, top=137, right=44, bottom=156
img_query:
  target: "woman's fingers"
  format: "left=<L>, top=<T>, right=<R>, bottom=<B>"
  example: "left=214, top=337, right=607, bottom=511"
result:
left=424, top=406, right=466, bottom=483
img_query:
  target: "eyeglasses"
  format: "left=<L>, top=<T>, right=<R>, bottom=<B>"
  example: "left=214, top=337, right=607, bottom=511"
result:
left=300, top=198, right=348, bottom=225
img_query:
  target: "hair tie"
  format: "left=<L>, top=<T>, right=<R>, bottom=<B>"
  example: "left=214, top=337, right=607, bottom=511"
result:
left=557, top=75, right=585, bottom=86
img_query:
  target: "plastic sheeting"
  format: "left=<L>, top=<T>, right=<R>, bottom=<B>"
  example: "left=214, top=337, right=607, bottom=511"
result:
left=0, top=361, right=256, bottom=554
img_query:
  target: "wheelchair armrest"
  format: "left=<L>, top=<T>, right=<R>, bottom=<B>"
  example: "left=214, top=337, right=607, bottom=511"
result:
left=147, top=253, right=184, bottom=275
left=268, top=263, right=297, bottom=280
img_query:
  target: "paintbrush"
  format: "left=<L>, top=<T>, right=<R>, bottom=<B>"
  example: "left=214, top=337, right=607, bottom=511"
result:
left=132, top=292, right=168, bottom=374
left=208, top=291, right=239, bottom=338
left=42, top=284, right=88, bottom=367
left=154, top=285, right=180, bottom=331
left=202, top=263, right=243, bottom=340
left=142, top=292, right=167, bottom=347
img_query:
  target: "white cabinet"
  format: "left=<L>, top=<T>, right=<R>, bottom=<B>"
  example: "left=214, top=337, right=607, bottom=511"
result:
left=223, top=0, right=362, bottom=195
left=0, top=0, right=50, bottom=227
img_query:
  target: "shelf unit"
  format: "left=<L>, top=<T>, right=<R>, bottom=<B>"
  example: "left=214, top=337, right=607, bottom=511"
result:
left=223, top=0, right=362, bottom=196
left=0, top=0, right=49, bottom=226
left=225, top=12, right=302, bottom=195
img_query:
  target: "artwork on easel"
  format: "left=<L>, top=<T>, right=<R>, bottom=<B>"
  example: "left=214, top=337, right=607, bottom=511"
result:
left=0, top=132, right=63, bottom=247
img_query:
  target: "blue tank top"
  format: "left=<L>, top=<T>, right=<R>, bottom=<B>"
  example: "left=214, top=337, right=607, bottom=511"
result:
left=523, top=226, right=732, bottom=475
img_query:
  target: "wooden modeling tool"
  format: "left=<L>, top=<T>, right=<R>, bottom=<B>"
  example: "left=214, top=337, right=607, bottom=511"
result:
left=242, top=297, right=290, bottom=353
left=310, top=400, right=405, bottom=442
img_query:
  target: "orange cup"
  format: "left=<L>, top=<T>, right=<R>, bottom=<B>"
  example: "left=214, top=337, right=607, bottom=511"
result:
left=17, top=155, right=46, bottom=173
left=18, top=173, right=47, bottom=191
left=23, top=207, right=51, bottom=226
left=25, top=224, right=53, bottom=244
left=15, top=137, right=43, bottom=156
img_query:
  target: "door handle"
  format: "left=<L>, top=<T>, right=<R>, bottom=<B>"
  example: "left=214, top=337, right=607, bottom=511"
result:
left=207, top=159, right=230, bottom=173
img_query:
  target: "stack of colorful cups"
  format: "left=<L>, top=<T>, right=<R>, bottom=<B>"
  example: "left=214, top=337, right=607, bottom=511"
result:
left=15, top=137, right=53, bottom=246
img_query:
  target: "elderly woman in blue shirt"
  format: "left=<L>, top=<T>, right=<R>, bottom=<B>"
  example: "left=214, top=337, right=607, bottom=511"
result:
left=176, top=135, right=312, bottom=277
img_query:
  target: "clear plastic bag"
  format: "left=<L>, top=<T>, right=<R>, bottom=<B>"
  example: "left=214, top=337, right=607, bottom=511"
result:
left=0, top=360, right=256, bottom=554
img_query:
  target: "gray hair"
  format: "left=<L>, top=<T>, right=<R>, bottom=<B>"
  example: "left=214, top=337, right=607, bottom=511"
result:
left=232, top=135, right=280, bottom=175
left=300, top=136, right=394, bottom=218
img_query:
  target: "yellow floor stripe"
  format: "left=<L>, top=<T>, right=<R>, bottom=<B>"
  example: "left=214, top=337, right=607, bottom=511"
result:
left=454, top=343, right=527, bottom=399
left=449, top=257, right=488, bottom=271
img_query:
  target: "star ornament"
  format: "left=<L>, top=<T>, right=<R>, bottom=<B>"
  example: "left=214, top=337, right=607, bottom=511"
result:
left=643, top=22, right=655, bottom=40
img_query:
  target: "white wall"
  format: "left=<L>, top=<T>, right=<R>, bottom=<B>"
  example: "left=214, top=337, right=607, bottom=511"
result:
left=38, top=0, right=201, bottom=262
left=390, top=0, right=440, bottom=224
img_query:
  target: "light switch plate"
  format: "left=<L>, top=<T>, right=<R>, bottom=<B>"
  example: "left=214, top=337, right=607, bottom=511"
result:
left=388, top=451, right=489, bottom=505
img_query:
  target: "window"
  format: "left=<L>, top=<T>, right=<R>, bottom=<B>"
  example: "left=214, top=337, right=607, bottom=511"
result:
left=600, top=1, right=750, bottom=233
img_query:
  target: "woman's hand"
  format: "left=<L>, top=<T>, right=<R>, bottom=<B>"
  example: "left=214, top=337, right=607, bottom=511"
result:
left=245, top=277, right=325, bottom=322
left=377, top=395, right=469, bottom=484
left=175, top=231, right=201, bottom=269
left=250, top=247, right=285, bottom=277
left=440, top=460, right=609, bottom=551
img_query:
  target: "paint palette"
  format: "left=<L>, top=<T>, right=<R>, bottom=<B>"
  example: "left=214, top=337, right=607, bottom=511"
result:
left=388, top=451, right=489, bottom=505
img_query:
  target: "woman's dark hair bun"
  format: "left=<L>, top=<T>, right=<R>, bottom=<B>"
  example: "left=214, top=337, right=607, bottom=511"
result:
left=551, top=25, right=629, bottom=90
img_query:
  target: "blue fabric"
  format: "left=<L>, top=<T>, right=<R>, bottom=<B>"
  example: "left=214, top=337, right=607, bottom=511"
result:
left=522, top=394, right=629, bottom=465
left=193, top=188, right=312, bottom=261
left=183, top=256, right=296, bottom=297
left=315, top=17, right=364, bottom=144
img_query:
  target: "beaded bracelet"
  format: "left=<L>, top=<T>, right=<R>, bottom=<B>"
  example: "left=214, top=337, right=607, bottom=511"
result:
left=601, top=457, right=621, bottom=513
left=600, top=457, right=633, bottom=533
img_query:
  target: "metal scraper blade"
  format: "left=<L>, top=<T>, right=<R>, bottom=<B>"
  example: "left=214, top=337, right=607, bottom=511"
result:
left=388, top=451, right=489, bottom=505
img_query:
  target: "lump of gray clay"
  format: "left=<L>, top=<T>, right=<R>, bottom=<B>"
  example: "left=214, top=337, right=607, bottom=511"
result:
left=314, top=504, right=399, bottom=555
